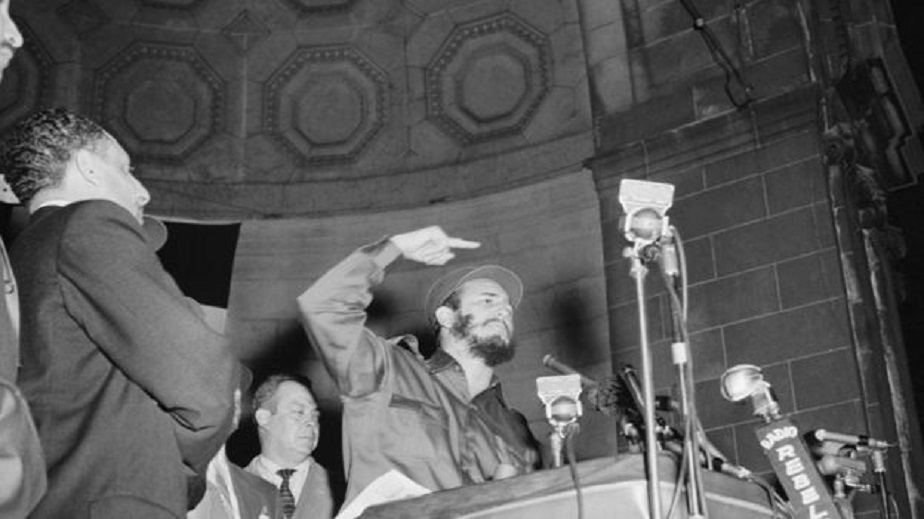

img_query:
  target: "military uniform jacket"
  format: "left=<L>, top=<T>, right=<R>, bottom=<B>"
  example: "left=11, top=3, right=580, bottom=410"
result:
left=297, top=238, right=540, bottom=509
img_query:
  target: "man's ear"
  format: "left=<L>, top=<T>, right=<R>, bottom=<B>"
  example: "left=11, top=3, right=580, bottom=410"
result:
left=73, top=148, right=99, bottom=185
left=254, top=408, right=272, bottom=427
left=435, top=306, right=456, bottom=328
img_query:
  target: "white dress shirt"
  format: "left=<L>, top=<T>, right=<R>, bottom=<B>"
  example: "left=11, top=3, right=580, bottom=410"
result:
left=247, top=455, right=314, bottom=503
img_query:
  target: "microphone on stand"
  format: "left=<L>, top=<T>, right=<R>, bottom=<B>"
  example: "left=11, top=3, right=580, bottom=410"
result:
left=719, top=365, right=841, bottom=518
left=542, top=356, right=678, bottom=433
left=541, top=355, right=603, bottom=417
left=542, top=355, right=657, bottom=417
left=542, top=355, right=598, bottom=389
left=618, top=362, right=751, bottom=479
left=618, top=179, right=674, bottom=249
left=813, top=429, right=895, bottom=450
left=536, top=374, right=583, bottom=469
left=617, top=179, right=678, bottom=519
left=816, top=454, right=868, bottom=476
left=618, top=364, right=677, bottom=414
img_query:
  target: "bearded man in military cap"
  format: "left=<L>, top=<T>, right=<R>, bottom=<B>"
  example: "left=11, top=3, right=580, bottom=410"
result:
left=297, top=226, right=541, bottom=510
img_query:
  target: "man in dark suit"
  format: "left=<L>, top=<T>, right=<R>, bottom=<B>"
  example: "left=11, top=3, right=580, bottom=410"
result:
left=0, top=108, right=241, bottom=518
left=245, top=374, right=334, bottom=519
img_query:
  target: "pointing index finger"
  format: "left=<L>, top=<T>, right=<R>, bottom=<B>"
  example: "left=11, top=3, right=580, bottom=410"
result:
left=445, top=237, right=480, bottom=249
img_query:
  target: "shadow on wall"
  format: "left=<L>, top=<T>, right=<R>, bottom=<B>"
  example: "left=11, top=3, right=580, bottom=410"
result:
left=549, top=285, right=602, bottom=369
left=368, top=284, right=438, bottom=357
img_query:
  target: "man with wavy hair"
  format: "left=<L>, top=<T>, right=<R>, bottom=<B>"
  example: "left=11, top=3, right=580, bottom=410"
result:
left=0, top=108, right=241, bottom=519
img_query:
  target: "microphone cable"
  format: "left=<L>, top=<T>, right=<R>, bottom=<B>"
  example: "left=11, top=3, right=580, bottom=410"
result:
left=662, top=233, right=790, bottom=519
left=660, top=226, right=711, bottom=518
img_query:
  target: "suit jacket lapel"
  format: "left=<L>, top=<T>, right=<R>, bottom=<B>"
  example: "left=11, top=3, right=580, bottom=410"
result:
left=292, top=464, right=333, bottom=519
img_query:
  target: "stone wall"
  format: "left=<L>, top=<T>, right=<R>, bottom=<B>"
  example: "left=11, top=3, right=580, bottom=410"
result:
left=585, top=0, right=923, bottom=514
left=594, top=89, right=860, bottom=471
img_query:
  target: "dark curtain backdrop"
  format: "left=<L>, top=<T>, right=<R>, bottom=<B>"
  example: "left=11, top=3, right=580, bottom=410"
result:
left=156, top=220, right=241, bottom=308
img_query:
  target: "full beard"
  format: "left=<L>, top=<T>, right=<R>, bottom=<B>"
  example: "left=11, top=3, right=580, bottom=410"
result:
left=452, top=313, right=516, bottom=367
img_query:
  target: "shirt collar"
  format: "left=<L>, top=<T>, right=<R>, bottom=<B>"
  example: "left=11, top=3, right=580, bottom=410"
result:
left=426, top=348, right=457, bottom=374
left=33, top=200, right=70, bottom=211
left=256, top=453, right=313, bottom=474
left=427, top=348, right=502, bottom=392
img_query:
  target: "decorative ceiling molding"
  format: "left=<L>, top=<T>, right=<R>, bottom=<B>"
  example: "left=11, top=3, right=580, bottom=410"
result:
left=57, top=0, right=109, bottom=40
left=92, top=42, right=226, bottom=164
left=263, top=45, right=389, bottom=165
left=425, top=12, right=551, bottom=145
left=139, top=0, right=208, bottom=10
left=221, top=10, right=270, bottom=55
left=280, top=0, right=357, bottom=17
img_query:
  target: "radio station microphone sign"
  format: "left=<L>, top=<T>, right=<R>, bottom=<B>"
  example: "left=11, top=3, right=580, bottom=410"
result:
left=756, top=417, right=840, bottom=519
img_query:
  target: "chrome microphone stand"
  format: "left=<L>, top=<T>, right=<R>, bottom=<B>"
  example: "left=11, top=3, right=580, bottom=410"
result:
left=619, top=179, right=677, bottom=519
left=625, top=242, right=662, bottom=519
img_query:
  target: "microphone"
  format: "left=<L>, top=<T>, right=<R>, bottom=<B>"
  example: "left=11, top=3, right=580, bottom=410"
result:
left=536, top=375, right=583, bottom=426
left=541, top=356, right=680, bottom=418
left=816, top=454, right=868, bottom=476
left=536, top=374, right=583, bottom=468
left=542, top=355, right=598, bottom=389
left=618, top=179, right=674, bottom=247
left=619, top=364, right=676, bottom=413
left=813, top=429, right=895, bottom=450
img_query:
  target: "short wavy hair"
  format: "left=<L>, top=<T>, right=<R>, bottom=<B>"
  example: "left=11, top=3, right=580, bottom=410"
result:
left=0, top=108, right=109, bottom=205
left=252, top=373, right=314, bottom=414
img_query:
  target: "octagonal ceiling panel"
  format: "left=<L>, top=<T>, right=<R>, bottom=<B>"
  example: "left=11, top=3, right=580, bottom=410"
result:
left=425, top=12, right=551, bottom=145
left=57, top=0, right=109, bottom=40
left=263, top=45, right=389, bottom=165
left=92, top=42, right=225, bottom=163
left=0, top=0, right=592, bottom=218
left=220, top=10, right=270, bottom=55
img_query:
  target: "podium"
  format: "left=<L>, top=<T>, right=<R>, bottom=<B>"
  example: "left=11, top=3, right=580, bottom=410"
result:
left=359, top=453, right=789, bottom=518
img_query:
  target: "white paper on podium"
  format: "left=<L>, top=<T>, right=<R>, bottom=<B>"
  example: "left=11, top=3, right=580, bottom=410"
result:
left=335, top=470, right=432, bottom=519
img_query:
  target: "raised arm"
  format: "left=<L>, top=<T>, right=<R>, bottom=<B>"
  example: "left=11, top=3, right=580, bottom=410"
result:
left=58, top=201, right=240, bottom=474
left=297, top=226, right=479, bottom=398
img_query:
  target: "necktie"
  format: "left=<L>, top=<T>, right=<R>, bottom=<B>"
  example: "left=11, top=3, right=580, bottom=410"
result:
left=277, top=468, right=297, bottom=519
